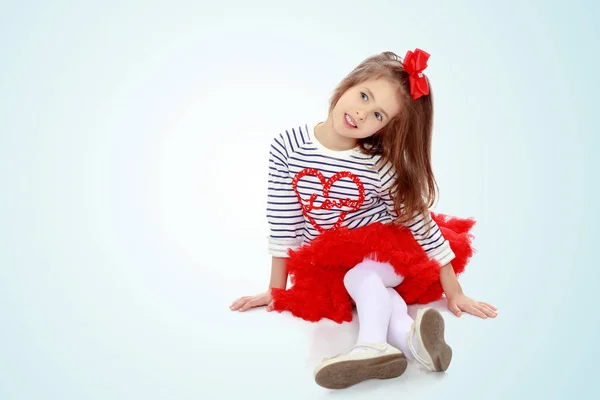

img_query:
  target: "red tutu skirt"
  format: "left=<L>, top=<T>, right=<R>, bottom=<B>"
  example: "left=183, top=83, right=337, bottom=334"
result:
left=271, top=213, right=476, bottom=323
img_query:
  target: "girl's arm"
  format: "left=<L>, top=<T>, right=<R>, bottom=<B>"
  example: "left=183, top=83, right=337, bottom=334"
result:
left=269, top=256, right=289, bottom=290
left=439, top=262, right=463, bottom=298
left=232, top=131, right=302, bottom=312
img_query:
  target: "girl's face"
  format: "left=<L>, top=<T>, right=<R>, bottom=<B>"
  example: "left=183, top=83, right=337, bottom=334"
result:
left=331, top=77, right=402, bottom=139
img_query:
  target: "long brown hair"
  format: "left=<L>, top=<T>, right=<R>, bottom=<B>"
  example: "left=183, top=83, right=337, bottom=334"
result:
left=328, top=51, right=437, bottom=226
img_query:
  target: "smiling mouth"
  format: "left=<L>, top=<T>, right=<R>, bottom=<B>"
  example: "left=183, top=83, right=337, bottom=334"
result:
left=344, top=113, right=357, bottom=128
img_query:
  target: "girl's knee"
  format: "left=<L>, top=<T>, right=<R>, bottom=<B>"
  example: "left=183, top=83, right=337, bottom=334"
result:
left=343, top=263, right=376, bottom=292
left=343, top=265, right=366, bottom=289
left=344, top=258, right=402, bottom=290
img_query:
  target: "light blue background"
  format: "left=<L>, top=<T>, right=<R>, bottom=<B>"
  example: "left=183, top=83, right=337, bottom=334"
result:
left=1, top=0, right=598, bottom=399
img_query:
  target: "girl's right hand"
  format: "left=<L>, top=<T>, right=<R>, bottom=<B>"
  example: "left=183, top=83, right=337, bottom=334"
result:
left=230, top=291, right=274, bottom=312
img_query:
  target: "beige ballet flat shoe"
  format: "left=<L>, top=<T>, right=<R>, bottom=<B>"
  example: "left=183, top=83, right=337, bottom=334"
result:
left=314, top=342, right=407, bottom=389
left=407, top=308, right=453, bottom=372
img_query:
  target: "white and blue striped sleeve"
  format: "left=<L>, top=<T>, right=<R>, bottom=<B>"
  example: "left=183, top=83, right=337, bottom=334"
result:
left=378, top=161, right=455, bottom=266
left=266, top=134, right=305, bottom=258
left=402, top=211, right=456, bottom=266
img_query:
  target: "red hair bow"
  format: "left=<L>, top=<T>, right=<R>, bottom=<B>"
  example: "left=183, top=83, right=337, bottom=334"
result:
left=402, top=48, right=430, bottom=100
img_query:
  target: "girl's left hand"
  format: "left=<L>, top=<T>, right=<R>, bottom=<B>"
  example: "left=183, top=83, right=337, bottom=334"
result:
left=447, top=293, right=497, bottom=319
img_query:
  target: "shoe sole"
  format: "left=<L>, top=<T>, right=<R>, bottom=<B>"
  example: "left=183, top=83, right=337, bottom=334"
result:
left=314, top=353, right=408, bottom=389
left=419, top=309, right=452, bottom=371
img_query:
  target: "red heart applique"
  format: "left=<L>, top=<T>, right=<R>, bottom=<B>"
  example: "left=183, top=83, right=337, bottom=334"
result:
left=291, top=168, right=365, bottom=233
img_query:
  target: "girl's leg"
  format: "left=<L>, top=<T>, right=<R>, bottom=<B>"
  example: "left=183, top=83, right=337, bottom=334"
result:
left=386, top=288, right=415, bottom=360
left=314, top=258, right=408, bottom=389
left=342, top=258, right=404, bottom=346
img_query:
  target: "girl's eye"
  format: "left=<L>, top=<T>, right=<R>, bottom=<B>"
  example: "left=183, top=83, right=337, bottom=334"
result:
left=375, top=112, right=382, bottom=121
left=361, top=92, right=368, bottom=101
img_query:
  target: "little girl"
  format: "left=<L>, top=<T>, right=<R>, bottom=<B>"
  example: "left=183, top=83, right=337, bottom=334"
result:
left=230, top=49, right=497, bottom=389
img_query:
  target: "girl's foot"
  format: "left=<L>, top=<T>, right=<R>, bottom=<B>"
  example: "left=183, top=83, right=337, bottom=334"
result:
left=313, top=343, right=407, bottom=389
left=407, top=308, right=452, bottom=372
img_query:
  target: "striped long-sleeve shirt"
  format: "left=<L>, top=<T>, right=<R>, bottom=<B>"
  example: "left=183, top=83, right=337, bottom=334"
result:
left=267, top=123, right=455, bottom=266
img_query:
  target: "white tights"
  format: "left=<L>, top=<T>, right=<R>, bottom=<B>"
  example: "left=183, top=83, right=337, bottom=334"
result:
left=343, top=258, right=415, bottom=359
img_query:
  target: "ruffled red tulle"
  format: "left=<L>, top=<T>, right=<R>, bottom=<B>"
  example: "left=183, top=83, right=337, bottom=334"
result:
left=271, top=213, right=476, bottom=323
